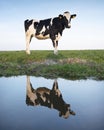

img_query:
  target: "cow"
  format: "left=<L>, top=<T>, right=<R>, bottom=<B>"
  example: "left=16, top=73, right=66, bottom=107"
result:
left=24, top=11, right=76, bottom=55
left=26, top=76, right=75, bottom=119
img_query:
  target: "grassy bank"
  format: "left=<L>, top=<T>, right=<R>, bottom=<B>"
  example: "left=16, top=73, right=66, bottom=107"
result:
left=0, top=50, right=104, bottom=80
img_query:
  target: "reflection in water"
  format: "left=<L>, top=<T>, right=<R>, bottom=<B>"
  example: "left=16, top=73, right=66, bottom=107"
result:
left=26, top=76, right=75, bottom=119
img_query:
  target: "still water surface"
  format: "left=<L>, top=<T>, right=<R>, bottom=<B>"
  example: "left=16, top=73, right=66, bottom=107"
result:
left=0, top=76, right=104, bottom=130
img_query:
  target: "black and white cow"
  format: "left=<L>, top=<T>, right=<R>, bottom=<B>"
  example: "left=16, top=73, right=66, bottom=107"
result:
left=24, top=11, right=76, bottom=55
left=26, top=76, right=75, bottom=119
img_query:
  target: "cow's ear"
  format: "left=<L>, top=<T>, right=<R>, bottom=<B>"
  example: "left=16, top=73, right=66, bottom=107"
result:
left=59, top=14, right=63, bottom=19
left=71, top=14, right=76, bottom=19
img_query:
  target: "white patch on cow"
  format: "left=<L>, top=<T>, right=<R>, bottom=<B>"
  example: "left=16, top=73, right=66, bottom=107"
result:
left=63, top=12, right=71, bottom=28
left=47, top=26, right=49, bottom=29
left=54, top=45, right=58, bottom=55
left=68, top=23, right=71, bottom=28
left=29, top=21, right=36, bottom=34
left=35, top=34, right=50, bottom=40
left=25, top=20, right=36, bottom=54
left=35, top=25, right=50, bottom=40
left=63, top=12, right=70, bottom=21
left=40, top=25, right=46, bottom=34
left=50, top=18, right=53, bottom=25
left=54, top=42, right=58, bottom=55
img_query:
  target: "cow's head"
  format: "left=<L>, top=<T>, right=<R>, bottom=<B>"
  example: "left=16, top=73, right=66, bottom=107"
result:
left=63, top=11, right=76, bottom=28
left=59, top=104, right=76, bottom=119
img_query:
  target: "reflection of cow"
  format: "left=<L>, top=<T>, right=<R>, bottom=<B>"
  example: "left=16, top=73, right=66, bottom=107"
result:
left=26, top=76, right=75, bottom=119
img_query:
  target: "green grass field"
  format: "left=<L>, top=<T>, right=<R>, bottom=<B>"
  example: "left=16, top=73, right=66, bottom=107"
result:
left=0, top=50, right=104, bottom=80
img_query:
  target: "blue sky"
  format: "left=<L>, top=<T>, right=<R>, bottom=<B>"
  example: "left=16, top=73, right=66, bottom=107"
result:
left=0, top=0, right=104, bottom=51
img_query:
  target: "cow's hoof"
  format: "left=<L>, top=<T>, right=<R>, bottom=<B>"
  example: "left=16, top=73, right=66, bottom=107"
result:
left=54, top=51, right=58, bottom=55
left=26, top=51, right=30, bottom=55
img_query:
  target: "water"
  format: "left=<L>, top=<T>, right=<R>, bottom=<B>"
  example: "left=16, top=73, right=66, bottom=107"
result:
left=0, top=76, right=104, bottom=130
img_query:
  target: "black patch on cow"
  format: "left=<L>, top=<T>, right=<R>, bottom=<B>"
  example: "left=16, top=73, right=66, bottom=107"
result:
left=35, top=18, right=51, bottom=35
left=49, top=16, right=65, bottom=40
left=59, top=14, right=63, bottom=19
left=34, top=22, right=38, bottom=29
left=26, top=95, right=34, bottom=106
left=24, top=19, right=33, bottom=32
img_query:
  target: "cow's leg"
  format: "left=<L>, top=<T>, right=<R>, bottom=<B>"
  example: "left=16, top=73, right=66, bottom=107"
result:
left=25, top=33, right=31, bottom=54
left=52, top=79, right=61, bottom=97
left=52, top=40, right=58, bottom=55
left=26, top=76, right=37, bottom=105
left=51, top=33, right=61, bottom=55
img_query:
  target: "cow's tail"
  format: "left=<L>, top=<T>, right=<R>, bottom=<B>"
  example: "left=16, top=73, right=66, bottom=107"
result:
left=24, top=19, right=29, bottom=32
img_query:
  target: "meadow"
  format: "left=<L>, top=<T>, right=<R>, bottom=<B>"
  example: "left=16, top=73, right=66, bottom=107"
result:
left=0, top=50, right=104, bottom=80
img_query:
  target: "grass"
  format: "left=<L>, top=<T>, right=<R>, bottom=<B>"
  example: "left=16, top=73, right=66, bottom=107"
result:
left=0, top=50, right=104, bottom=80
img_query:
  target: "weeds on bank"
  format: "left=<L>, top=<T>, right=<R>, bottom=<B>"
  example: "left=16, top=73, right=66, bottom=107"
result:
left=0, top=50, right=104, bottom=79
